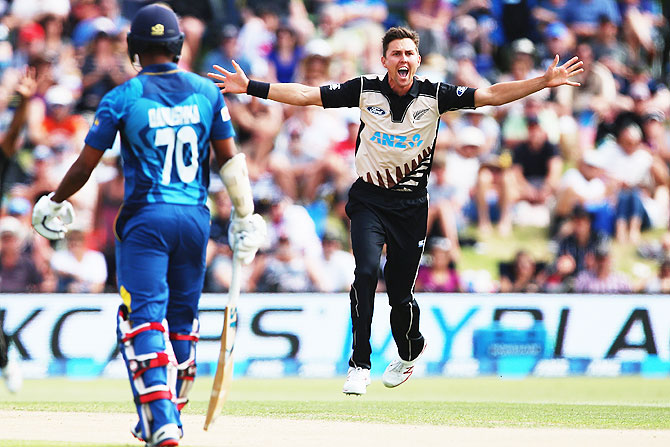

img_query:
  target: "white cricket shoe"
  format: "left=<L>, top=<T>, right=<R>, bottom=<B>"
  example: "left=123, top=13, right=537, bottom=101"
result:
left=149, top=423, right=181, bottom=447
left=342, top=366, right=371, bottom=395
left=382, top=341, right=427, bottom=388
left=2, top=359, right=23, bottom=393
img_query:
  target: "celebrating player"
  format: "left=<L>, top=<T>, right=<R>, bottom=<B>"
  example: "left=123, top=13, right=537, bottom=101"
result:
left=31, top=4, right=266, bottom=446
left=209, top=26, right=582, bottom=395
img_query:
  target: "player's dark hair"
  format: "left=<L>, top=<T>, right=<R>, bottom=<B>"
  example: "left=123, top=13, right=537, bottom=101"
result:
left=382, top=27, right=419, bottom=57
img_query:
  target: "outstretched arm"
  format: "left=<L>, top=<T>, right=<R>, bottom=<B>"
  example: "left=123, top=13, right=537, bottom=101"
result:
left=208, top=61, right=323, bottom=107
left=475, top=55, right=583, bottom=107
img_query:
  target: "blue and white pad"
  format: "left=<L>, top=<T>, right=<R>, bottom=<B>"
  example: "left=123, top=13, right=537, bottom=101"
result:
left=117, top=305, right=180, bottom=442
left=169, top=319, right=199, bottom=411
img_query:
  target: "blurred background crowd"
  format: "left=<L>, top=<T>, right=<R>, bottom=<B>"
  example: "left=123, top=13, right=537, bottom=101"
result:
left=1, top=0, right=670, bottom=295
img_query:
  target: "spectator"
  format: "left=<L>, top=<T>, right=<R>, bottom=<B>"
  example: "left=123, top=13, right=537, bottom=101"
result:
left=266, top=194, right=323, bottom=261
left=499, top=250, right=547, bottom=292
left=450, top=107, right=500, bottom=157
left=573, top=239, right=632, bottom=293
left=92, top=155, right=123, bottom=291
left=320, top=230, right=355, bottom=292
left=554, top=205, right=605, bottom=276
left=199, top=25, right=252, bottom=78
left=78, top=28, right=130, bottom=113
left=415, top=237, right=460, bottom=292
left=267, top=21, right=303, bottom=84
left=509, top=116, right=563, bottom=220
left=225, top=76, right=283, bottom=179
left=557, top=41, right=617, bottom=124
left=407, top=0, right=452, bottom=58
left=554, top=148, right=614, bottom=228
left=0, top=216, right=42, bottom=292
left=205, top=189, right=235, bottom=293
left=0, top=67, right=38, bottom=199
left=249, top=233, right=324, bottom=292
left=34, top=85, right=88, bottom=153
left=597, top=123, right=657, bottom=243
left=426, top=152, right=462, bottom=260
left=645, top=258, right=670, bottom=294
left=532, top=0, right=570, bottom=26
left=50, top=227, right=107, bottom=293
left=564, top=0, right=621, bottom=39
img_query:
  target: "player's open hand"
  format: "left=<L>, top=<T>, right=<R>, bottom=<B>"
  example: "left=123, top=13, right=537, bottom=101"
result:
left=544, top=55, right=584, bottom=88
left=208, top=61, right=249, bottom=95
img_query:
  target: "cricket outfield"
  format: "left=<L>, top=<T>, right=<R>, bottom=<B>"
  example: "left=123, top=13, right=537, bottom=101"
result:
left=1, top=376, right=669, bottom=446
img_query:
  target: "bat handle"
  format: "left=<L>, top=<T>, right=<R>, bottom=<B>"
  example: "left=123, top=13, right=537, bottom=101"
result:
left=228, top=255, right=242, bottom=308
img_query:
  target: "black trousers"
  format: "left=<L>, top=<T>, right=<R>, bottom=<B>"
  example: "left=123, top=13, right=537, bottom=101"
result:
left=345, top=179, right=427, bottom=369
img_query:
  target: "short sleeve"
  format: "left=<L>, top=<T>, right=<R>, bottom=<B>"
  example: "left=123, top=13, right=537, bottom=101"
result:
left=85, top=91, right=121, bottom=151
left=320, top=77, right=362, bottom=109
left=210, top=91, right=236, bottom=141
left=438, top=83, right=476, bottom=114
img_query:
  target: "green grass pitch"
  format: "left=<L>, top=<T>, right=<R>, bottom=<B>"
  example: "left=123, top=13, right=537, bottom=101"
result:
left=1, top=376, right=669, bottom=433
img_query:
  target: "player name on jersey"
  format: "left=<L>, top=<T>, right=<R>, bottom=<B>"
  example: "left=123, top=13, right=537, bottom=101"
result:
left=148, top=104, right=201, bottom=128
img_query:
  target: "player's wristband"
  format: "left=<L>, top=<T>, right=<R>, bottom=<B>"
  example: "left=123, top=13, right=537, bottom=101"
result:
left=246, top=80, right=270, bottom=99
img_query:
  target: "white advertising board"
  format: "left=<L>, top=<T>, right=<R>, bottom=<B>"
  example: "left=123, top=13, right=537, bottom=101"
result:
left=1, top=294, right=668, bottom=378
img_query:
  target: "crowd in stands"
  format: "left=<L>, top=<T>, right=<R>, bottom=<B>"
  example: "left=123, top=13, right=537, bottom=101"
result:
left=0, top=0, right=669, bottom=294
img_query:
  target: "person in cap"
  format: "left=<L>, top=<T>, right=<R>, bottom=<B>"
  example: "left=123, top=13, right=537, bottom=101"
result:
left=209, top=25, right=583, bottom=395
left=31, top=4, right=266, bottom=445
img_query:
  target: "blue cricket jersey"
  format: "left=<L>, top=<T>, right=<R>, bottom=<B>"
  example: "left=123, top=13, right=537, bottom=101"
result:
left=85, top=62, right=235, bottom=206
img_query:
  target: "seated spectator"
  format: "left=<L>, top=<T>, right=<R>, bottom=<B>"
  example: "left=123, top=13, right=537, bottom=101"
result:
left=415, top=237, right=460, bottom=293
left=597, top=123, right=657, bottom=243
left=554, top=148, right=614, bottom=231
left=267, top=21, right=303, bottom=84
left=199, top=25, right=252, bottom=78
left=407, top=0, right=451, bottom=58
left=426, top=152, right=462, bottom=260
left=50, top=228, right=107, bottom=293
left=78, top=28, right=131, bottom=114
left=0, top=216, right=43, bottom=292
left=564, top=0, right=620, bottom=39
left=573, top=240, right=632, bottom=293
left=473, top=148, right=515, bottom=236
left=248, top=234, right=324, bottom=292
left=645, top=258, right=670, bottom=294
left=499, top=250, right=547, bottom=293
left=319, top=230, right=355, bottom=292
left=509, top=116, right=563, bottom=221
left=637, top=231, right=670, bottom=262
left=551, top=205, right=605, bottom=280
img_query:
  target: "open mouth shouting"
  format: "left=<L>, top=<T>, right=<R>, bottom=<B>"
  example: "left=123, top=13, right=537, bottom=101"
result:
left=398, top=66, right=410, bottom=80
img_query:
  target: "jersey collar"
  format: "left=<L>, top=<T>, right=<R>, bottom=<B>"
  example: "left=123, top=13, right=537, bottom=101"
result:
left=381, top=73, right=420, bottom=98
left=139, top=62, right=180, bottom=75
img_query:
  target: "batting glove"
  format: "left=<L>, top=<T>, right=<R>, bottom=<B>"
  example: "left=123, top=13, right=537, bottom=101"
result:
left=228, top=210, right=267, bottom=264
left=32, top=192, right=75, bottom=240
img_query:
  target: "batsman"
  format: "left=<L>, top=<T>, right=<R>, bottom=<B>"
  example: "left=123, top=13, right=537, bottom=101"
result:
left=31, top=4, right=266, bottom=447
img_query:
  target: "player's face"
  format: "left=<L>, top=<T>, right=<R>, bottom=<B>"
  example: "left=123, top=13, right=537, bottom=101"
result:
left=382, top=38, right=420, bottom=95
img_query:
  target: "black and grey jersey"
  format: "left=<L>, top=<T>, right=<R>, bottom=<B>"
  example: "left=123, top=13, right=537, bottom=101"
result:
left=320, top=74, right=476, bottom=192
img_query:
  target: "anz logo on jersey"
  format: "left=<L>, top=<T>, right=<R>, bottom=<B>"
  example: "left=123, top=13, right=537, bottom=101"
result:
left=369, top=132, right=424, bottom=149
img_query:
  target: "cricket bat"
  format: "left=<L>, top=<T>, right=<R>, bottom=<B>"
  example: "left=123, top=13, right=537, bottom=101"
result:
left=204, top=256, right=242, bottom=430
